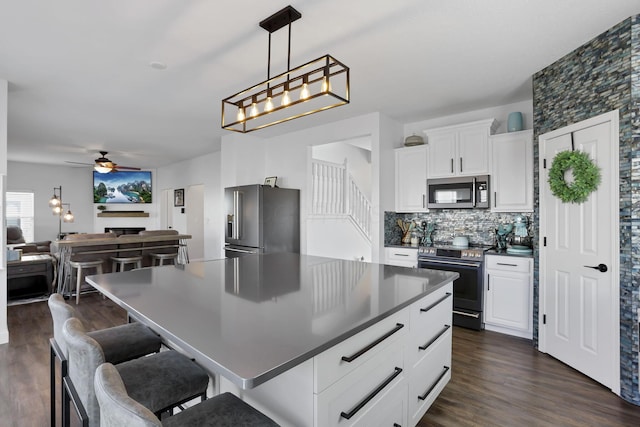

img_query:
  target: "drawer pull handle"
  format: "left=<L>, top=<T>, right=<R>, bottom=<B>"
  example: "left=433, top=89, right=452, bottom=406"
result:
left=418, top=325, right=450, bottom=351
left=419, top=292, right=452, bottom=313
left=341, top=323, right=404, bottom=363
left=340, top=367, right=403, bottom=420
left=496, top=262, right=518, bottom=267
left=395, top=253, right=410, bottom=257
left=418, top=366, right=450, bottom=401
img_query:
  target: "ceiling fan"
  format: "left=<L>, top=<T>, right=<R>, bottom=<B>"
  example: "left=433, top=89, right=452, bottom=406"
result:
left=66, top=151, right=141, bottom=173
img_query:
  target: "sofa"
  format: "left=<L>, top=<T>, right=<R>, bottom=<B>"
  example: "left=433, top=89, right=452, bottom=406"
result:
left=6, top=225, right=52, bottom=254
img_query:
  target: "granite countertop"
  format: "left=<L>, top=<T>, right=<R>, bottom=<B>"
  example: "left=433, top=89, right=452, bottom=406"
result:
left=86, top=252, right=458, bottom=389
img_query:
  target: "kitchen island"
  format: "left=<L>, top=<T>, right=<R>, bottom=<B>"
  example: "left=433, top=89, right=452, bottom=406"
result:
left=86, top=253, right=457, bottom=426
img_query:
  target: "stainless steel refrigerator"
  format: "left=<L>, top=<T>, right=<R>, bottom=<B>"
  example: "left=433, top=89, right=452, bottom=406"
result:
left=224, top=184, right=300, bottom=258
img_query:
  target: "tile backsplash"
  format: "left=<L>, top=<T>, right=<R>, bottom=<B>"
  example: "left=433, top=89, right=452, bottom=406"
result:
left=384, top=210, right=533, bottom=246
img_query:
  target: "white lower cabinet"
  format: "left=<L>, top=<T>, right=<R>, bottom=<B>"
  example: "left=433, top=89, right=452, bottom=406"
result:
left=222, top=282, right=453, bottom=427
left=484, top=255, right=533, bottom=339
left=406, top=284, right=453, bottom=425
left=384, top=247, right=418, bottom=268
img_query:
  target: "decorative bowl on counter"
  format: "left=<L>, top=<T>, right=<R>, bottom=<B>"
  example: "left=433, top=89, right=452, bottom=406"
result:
left=452, top=236, right=469, bottom=248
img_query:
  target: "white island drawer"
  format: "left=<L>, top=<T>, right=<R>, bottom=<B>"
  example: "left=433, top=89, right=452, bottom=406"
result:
left=486, top=254, right=531, bottom=272
left=408, top=328, right=452, bottom=425
left=315, top=342, right=405, bottom=427
left=408, top=283, right=453, bottom=368
left=314, top=309, right=409, bottom=394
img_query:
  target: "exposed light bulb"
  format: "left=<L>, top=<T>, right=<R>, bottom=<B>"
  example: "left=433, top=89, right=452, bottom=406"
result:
left=52, top=206, right=62, bottom=215
left=300, top=83, right=310, bottom=100
left=250, top=102, right=259, bottom=117
left=237, top=106, right=246, bottom=122
left=48, top=195, right=60, bottom=208
left=281, top=90, right=291, bottom=106
left=322, top=76, right=331, bottom=93
left=265, top=96, right=274, bottom=112
left=63, top=210, right=74, bottom=223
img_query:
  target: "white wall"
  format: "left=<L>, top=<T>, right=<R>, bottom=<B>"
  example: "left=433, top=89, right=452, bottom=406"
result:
left=156, top=151, right=222, bottom=260
left=7, top=162, right=161, bottom=239
left=403, top=100, right=534, bottom=141
left=221, top=112, right=403, bottom=263
left=1, top=79, right=8, bottom=344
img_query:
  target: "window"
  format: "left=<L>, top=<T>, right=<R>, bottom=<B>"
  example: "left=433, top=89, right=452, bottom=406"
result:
left=6, top=192, right=35, bottom=242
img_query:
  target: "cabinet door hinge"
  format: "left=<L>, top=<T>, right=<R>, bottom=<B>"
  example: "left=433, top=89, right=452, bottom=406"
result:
left=543, top=314, right=547, bottom=325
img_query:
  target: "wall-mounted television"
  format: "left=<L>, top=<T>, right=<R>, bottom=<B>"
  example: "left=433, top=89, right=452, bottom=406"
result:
left=93, top=171, right=152, bottom=204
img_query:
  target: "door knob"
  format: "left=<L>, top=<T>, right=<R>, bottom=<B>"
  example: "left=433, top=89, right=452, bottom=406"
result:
left=584, top=263, right=608, bottom=273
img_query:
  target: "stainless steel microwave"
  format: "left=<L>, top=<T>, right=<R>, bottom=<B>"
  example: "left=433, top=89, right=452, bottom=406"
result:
left=426, top=175, right=490, bottom=209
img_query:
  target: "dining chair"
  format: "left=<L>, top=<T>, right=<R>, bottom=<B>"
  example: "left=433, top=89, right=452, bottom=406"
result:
left=95, top=362, right=280, bottom=427
left=63, top=318, right=209, bottom=427
left=48, top=294, right=162, bottom=427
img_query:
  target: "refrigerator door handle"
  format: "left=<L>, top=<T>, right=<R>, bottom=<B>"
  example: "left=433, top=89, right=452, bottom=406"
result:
left=233, top=190, right=242, bottom=239
left=225, top=247, right=256, bottom=254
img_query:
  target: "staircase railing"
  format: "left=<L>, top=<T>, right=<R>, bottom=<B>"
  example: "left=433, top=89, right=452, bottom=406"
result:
left=311, top=259, right=369, bottom=315
left=310, top=158, right=371, bottom=240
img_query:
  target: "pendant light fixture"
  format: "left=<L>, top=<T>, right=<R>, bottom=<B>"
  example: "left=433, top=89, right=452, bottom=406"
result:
left=222, top=5, right=350, bottom=133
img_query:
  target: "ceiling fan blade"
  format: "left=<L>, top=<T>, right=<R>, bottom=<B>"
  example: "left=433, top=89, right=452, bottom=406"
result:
left=65, top=161, right=94, bottom=166
left=113, top=165, right=141, bottom=171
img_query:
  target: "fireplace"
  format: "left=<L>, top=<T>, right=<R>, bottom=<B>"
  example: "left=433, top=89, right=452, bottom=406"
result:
left=105, top=227, right=146, bottom=236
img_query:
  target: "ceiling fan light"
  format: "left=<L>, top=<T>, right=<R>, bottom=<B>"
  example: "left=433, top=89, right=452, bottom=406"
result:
left=94, top=164, right=113, bottom=173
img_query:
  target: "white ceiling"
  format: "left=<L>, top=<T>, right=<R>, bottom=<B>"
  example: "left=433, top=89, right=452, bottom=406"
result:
left=1, top=1, right=638, bottom=170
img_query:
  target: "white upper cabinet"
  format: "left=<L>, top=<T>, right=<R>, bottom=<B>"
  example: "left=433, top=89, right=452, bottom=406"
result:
left=395, top=145, right=428, bottom=212
left=424, top=119, right=498, bottom=178
left=490, top=130, right=533, bottom=212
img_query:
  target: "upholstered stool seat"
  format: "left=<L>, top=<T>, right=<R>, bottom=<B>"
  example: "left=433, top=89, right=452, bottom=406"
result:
left=111, top=256, right=143, bottom=272
left=117, top=351, right=210, bottom=415
left=150, top=252, right=178, bottom=266
left=63, top=318, right=209, bottom=426
left=95, top=363, right=280, bottom=427
left=69, top=259, right=104, bottom=304
left=48, top=294, right=162, bottom=427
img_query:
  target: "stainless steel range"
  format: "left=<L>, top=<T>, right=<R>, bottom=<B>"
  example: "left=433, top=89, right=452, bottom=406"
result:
left=418, top=244, right=491, bottom=330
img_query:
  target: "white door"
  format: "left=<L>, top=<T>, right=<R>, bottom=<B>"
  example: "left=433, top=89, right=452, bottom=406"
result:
left=185, top=184, right=204, bottom=261
left=539, top=111, right=619, bottom=392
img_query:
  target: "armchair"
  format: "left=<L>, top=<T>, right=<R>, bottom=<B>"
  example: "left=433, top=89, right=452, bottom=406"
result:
left=7, top=225, right=51, bottom=253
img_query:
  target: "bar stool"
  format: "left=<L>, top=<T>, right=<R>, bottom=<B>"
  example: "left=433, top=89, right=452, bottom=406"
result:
left=64, top=318, right=210, bottom=427
left=69, top=259, right=104, bottom=304
left=48, top=294, right=162, bottom=427
left=111, top=255, right=143, bottom=272
left=150, top=253, right=178, bottom=266
left=95, top=363, right=280, bottom=427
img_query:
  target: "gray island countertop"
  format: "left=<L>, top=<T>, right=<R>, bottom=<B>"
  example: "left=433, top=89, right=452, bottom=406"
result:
left=86, top=252, right=458, bottom=389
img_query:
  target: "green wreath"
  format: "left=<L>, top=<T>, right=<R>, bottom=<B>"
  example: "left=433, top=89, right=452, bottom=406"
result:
left=548, top=150, right=600, bottom=203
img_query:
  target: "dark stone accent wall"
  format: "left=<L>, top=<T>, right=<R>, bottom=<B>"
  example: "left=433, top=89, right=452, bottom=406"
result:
left=532, top=15, right=640, bottom=404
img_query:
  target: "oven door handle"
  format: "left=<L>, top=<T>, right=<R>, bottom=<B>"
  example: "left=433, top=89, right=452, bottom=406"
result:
left=419, top=259, right=481, bottom=268
left=453, top=310, right=480, bottom=319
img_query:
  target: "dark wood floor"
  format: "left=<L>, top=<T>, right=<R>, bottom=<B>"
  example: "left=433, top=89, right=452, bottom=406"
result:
left=1, top=294, right=639, bottom=427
